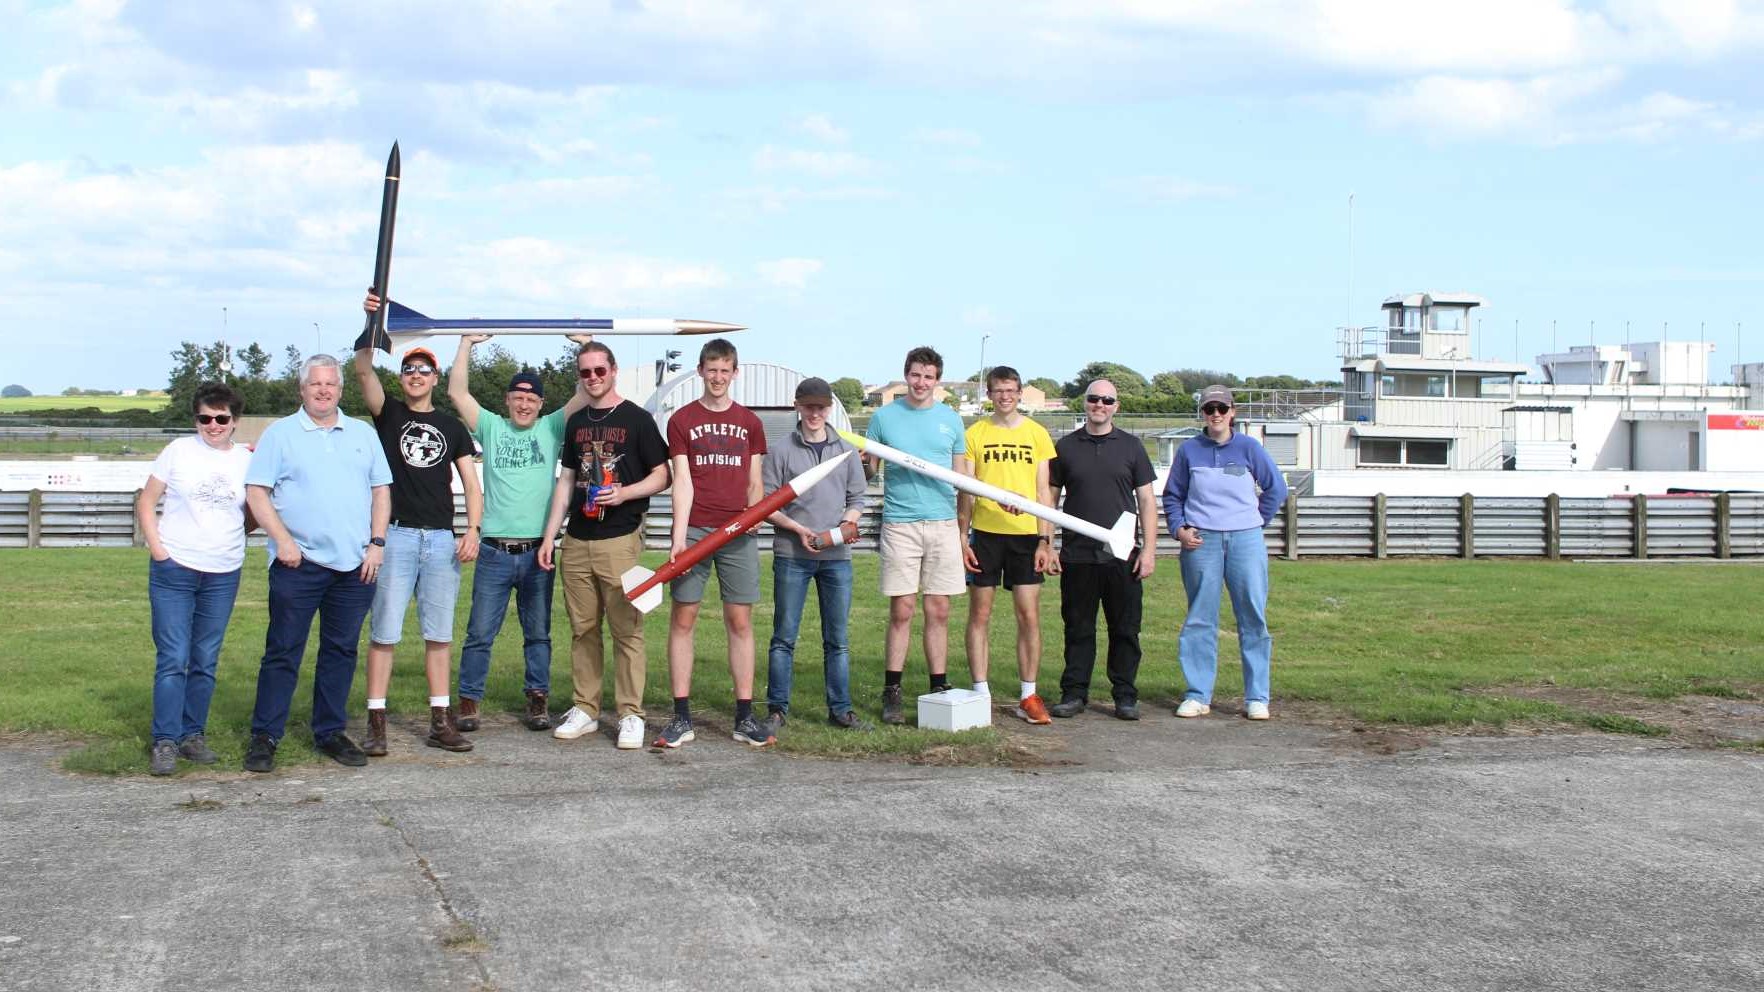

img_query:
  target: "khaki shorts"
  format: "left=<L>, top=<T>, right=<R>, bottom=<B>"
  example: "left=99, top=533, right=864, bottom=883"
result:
left=879, top=519, right=967, bottom=597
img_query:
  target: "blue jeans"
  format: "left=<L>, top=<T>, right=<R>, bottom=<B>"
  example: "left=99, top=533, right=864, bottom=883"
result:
left=251, top=559, right=376, bottom=742
left=369, top=524, right=461, bottom=644
left=1177, top=526, right=1272, bottom=705
left=147, top=557, right=241, bottom=742
left=766, top=556, right=853, bottom=718
left=458, top=542, right=554, bottom=700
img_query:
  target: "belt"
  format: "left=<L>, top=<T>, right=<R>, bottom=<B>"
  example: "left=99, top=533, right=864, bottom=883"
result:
left=484, top=537, right=542, bottom=555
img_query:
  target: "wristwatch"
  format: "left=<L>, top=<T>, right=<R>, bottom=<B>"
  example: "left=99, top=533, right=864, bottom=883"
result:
left=368, top=536, right=386, bottom=547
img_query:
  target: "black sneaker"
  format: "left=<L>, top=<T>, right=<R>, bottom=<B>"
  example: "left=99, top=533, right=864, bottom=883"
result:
left=733, top=715, right=777, bottom=748
left=243, top=733, right=277, bottom=773
left=881, top=685, right=905, bottom=725
left=1114, top=701, right=1141, bottom=721
left=765, top=709, right=786, bottom=736
left=828, top=710, right=874, bottom=731
left=177, top=734, right=218, bottom=764
left=652, top=716, right=696, bottom=749
left=1048, top=697, right=1087, bottom=718
left=315, top=732, right=368, bottom=767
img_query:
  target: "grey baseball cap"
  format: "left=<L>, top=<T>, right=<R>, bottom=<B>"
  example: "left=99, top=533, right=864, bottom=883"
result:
left=1198, top=384, right=1234, bottom=408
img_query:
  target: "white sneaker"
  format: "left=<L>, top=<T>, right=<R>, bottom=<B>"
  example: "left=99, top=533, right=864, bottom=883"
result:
left=1176, top=699, right=1211, bottom=718
left=616, top=714, right=644, bottom=750
left=552, top=706, right=599, bottom=740
left=1246, top=701, right=1271, bottom=721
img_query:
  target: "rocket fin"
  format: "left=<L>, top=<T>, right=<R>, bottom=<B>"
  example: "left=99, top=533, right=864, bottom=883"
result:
left=621, top=565, right=665, bottom=614
left=1108, top=511, right=1137, bottom=562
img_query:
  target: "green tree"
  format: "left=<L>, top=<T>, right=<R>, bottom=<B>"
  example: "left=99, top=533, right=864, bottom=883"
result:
left=1027, top=376, right=1062, bottom=397
left=237, top=343, right=272, bottom=379
left=1064, top=361, right=1149, bottom=399
left=831, top=376, right=866, bottom=410
left=1, top=384, right=30, bottom=398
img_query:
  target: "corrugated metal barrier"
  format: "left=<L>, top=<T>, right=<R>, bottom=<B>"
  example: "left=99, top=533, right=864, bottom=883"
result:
left=6, top=488, right=1764, bottom=560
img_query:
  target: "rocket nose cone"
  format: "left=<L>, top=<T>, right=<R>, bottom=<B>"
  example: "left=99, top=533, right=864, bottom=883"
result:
left=388, top=142, right=401, bottom=175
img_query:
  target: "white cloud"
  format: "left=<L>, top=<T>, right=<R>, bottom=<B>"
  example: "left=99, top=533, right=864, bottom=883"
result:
left=913, top=127, right=983, bottom=148
left=756, top=257, right=825, bottom=290
left=753, top=144, right=876, bottom=177
left=962, top=306, right=1000, bottom=329
left=722, top=184, right=896, bottom=212
left=798, top=113, right=849, bottom=143
left=1109, top=176, right=1240, bottom=202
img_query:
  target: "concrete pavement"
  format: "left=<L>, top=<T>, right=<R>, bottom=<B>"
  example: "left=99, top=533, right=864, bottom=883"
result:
left=1, top=715, right=1760, bottom=992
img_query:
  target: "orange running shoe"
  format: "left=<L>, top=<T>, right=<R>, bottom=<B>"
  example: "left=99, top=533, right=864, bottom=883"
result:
left=1014, top=694, right=1052, bottom=725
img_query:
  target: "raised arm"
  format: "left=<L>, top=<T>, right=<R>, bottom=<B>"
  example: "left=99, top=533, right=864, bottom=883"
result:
left=354, top=291, right=387, bottom=416
left=447, top=335, right=489, bottom=433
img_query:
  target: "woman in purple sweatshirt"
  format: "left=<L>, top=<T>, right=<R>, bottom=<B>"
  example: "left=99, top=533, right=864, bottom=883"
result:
left=1161, top=385, right=1288, bottom=720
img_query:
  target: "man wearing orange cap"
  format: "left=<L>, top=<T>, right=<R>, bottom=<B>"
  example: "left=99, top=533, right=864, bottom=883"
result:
left=353, top=299, right=483, bottom=757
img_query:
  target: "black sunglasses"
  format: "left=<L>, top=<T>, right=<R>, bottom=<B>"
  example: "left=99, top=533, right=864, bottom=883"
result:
left=1085, top=394, right=1118, bottom=406
left=401, top=364, right=436, bottom=376
left=578, top=365, right=612, bottom=379
left=195, top=414, right=233, bottom=425
left=1201, top=403, right=1231, bottom=415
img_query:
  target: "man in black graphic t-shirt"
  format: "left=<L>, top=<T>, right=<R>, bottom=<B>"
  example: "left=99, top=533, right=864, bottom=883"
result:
left=537, top=342, right=670, bottom=751
left=352, top=325, right=484, bottom=758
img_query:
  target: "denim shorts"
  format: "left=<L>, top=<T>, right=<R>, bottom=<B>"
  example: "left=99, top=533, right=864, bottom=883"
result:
left=669, top=527, right=761, bottom=605
left=370, top=524, right=462, bottom=643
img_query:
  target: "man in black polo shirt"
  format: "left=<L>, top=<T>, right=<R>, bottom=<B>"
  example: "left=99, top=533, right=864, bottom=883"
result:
left=352, top=329, right=483, bottom=756
left=1046, top=378, right=1159, bottom=720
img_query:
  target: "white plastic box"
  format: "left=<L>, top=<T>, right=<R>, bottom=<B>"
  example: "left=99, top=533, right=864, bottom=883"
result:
left=916, top=688, right=991, bottom=732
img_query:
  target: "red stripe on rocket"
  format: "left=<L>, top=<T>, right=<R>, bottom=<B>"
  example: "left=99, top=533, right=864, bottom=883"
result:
left=621, top=450, right=855, bottom=614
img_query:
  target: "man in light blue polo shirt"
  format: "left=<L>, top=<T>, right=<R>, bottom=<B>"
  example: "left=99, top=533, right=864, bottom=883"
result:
left=242, top=355, right=392, bottom=773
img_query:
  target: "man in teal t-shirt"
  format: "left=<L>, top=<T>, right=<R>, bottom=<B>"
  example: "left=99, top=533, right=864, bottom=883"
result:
left=864, top=345, right=971, bottom=724
left=448, top=334, right=589, bottom=731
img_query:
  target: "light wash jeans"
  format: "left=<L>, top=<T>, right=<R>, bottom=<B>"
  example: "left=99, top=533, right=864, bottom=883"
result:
left=766, top=556, right=854, bottom=718
left=369, top=524, right=461, bottom=644
left=1177, top=526, right=1272, bottom=705
left=148, top=557, right=241, bottom=742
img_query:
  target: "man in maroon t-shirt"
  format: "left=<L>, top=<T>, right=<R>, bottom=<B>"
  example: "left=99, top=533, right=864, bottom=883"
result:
left=652, top=338, right=773, bottom=750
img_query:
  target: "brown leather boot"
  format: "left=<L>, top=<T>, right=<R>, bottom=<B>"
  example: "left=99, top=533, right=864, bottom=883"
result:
left=456, top=697, right=480, bottom=732
left=426, top=706, right=473, bottom=752
left=363, top=709, right=388, bottom=757
left=523, top=689, right=551, bottom=731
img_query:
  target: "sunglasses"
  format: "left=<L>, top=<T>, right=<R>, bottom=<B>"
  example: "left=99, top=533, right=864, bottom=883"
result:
left=401, top=364, right=436, bottom=376
left=1085, top=394, right=1118, bottom=406
left=578, top=365, right=612, bottom=380
left=1201, top=404, right=1231, bottom=415
left=195, top=414, right=233, bottom=425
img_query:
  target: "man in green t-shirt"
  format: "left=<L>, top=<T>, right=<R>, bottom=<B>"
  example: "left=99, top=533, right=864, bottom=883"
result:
left=448, top=333, right=589, bottom=732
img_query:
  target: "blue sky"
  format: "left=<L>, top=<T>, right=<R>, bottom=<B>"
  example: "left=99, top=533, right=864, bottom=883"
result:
left=2, top=0, right=1760, bottom=394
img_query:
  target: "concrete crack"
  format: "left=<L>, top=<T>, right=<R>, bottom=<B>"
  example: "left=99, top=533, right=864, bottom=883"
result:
left=373, top=800, right=496, bottom=991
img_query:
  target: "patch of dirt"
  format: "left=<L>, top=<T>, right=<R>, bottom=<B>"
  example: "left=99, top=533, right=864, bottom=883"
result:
left=1470, top=684, right=1764, bottom=748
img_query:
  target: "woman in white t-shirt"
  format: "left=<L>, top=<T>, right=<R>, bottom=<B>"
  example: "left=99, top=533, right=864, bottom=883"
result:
left=135, top=383, right=255, bottom=776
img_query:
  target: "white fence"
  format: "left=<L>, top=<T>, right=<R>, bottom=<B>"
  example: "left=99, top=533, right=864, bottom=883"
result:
left=4, top=490, right=1761, bottom=559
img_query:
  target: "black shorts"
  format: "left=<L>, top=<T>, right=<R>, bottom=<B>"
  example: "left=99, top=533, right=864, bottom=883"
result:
left=969, top=531, right=1044, bottom=589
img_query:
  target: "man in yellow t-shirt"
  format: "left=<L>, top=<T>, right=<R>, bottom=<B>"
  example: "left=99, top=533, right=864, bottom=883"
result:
left=958, top=366, right=1058, bottom=724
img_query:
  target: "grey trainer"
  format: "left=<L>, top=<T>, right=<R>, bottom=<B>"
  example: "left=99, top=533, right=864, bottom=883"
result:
left=177, top=734, right=218, bottom=764
left=150, top=740, right=178, bottom=776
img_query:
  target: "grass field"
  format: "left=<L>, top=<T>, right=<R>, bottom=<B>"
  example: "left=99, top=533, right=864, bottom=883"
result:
left=2, top=548, right=1760, bottom=775
left=0, top=395, right=169, bottom=413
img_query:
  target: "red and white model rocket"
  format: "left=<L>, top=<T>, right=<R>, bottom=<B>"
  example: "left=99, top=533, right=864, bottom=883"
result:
left=622, top=450, right=856, bottom=614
